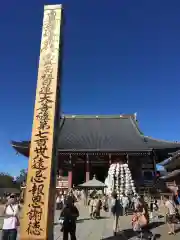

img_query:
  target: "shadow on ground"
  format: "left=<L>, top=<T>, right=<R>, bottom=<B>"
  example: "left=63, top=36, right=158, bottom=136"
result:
left=101, top=222, right=164, bottom=240
left=148, top=221, right=165, bottom=229
left=77, top=216, right=109, bottom=223
left=54, top=216, right=110, bottom=225
left=102, top=231, right=161, bottom=240
left=175, top=226, right=180, bottom=234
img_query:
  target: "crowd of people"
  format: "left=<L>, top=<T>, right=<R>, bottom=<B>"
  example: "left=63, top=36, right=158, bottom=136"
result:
left=56, top=190, right=180, bottom=239
left=1, top=190, right=180, bottom=240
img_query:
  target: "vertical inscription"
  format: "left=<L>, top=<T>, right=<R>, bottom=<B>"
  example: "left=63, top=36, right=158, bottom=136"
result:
left=20, top=5, right=62, bottom=240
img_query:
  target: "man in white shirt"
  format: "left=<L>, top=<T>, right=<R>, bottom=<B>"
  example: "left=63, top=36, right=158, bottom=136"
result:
left=2, top=194, right=20, bottom=240
left=164, top=195, right=176, bottom=235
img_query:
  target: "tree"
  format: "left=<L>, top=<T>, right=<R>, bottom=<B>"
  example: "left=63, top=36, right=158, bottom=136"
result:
left=0, top=173, right=19, bottom=188
left=16, top=169, right=27, bottom=185
left=0, top=169, right=27, bottom=189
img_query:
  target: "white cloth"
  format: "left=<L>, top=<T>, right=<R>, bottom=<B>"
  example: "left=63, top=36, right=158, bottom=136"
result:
left=165, top=200, right=176, bottom=215
left=3, top=204, right=19, bottom=230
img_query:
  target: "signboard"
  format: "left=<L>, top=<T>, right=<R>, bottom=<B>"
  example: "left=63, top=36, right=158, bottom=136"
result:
left=20, top=5, right=63, bottom=240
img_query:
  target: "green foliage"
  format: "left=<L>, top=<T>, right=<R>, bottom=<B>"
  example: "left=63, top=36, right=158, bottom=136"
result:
left=0, top=173, right=19, bottom=188
left=16, top=169, right=27, bottom=184
left=0, top=168, right=27, bottom=189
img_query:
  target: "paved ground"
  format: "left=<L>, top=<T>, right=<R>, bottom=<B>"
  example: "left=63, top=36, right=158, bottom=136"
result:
left=0, top=203, right=180, bottom=239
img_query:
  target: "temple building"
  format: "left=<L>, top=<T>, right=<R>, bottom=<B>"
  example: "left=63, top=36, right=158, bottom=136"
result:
left=158, top=150, right=180, bottom=192
left=11, top=114, right=180, bottom=190
left=159, top=150, right=180, bottom=171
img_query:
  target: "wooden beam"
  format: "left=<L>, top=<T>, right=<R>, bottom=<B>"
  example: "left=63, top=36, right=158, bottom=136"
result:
left=20, top=4, right=63, bottom=240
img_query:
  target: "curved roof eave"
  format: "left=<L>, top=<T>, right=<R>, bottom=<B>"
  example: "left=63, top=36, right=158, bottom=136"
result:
left=11, top=141, right=29, bottom=157
left=160, top=169, right=180, bottom=180
left=143, top=136, right=180, bottom=150
left=11, top=141, right=152, bottom=155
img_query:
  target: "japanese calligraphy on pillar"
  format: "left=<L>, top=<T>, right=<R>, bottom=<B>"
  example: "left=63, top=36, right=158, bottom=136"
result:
left=20, top=5, right=63, bottom=240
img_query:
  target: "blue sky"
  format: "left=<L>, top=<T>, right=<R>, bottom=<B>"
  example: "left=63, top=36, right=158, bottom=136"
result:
left=0, top=0, right=180, bottom=176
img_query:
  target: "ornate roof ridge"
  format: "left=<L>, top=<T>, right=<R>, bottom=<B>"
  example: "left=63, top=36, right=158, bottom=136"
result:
left=61, top=113, right=137, bottom=119
left=129, top=117, right=144, bottom=136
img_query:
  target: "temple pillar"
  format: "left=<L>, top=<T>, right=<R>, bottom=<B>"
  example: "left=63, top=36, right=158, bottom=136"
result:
left=86, top=154, right=90, bottom=181
left=109, top=154, right=111, bottom=166
left=126, top=154, right=129, bottom=164
left=68, top=171, right=72, bottom=189
left=153, top=154, right=157, bottom=177
left=68, top=155, right=73, bottom=189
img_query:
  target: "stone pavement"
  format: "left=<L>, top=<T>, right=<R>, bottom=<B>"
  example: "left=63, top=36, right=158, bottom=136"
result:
left=0, top=202, right=180, bottom=239
left=53, top=202, right=180, bottom=240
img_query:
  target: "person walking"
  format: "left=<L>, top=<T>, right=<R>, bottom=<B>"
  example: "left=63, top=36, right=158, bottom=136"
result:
left=164, top=195, right=177, bottom=235
left=110, top=192, right=123, bottom=236
left=60, top=196, right=79, bottom=240
left=56, top=195, right=61, bottom=210
left=89, top=195, right=99, bottom=219
left=102, top=194, right=109, bottom=212
left=95, top=196, right=102, bottom=218
left=2, top=194, right=20, bottom=240
left=149, top=198, right=154, bottom=220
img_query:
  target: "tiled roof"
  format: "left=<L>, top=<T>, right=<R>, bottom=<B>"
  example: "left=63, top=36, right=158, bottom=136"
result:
left=78, top=175, right=106, bottom=188
left=57, top=116, right=149, bottom=152
left=11, top=115, right=180, bottom=155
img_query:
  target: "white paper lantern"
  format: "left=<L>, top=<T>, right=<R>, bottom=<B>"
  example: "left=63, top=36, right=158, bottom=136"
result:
left=105, top=162, right=137, bottom=196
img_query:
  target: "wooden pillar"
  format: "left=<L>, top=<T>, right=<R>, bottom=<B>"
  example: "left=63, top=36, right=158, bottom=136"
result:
left=68, top=155, right=73, bottom=189
left=153, top=152, right=157, bottom=178
left=68, top=171, right=73, bottom=189
left=126, top=154, right=129, bottom=164
left=109, top=154, right=111, bottom=165
left=20, top=5, right=63, bottom=240
left=86, top=154, right=90, bottom=181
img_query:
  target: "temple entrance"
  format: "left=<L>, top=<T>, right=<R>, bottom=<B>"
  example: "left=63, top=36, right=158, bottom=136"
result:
left=90, top=165, right=109, bottom=182
left=73, top=164, right=85, bottom=186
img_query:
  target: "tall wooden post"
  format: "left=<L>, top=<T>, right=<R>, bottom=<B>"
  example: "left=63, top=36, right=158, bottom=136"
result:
left=68, top=155, right=73, bottom=189
left=85, top=154, right=90, bottom=181
left=20, top=4, right=63, bottom=240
